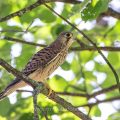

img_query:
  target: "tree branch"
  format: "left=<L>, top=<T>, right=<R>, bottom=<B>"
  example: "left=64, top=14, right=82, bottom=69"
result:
left=47, top=92, right=91, bottom=120
left=37, top=106, right=49, bottom=120
left=0, top=58, right=91, bottom=120
left=89, top=84, right=120, bottom=98
left=101, top=7, right=120, bottom=20
left=56, top=84, right=119, bottom=99
left=78, top=96, right=120, bottom=107
left=0, top=0, right=42, bottom=22
left=71, top=46, right=120, bottom=52
left=33, top=89, right=39, bottom=120
left=2, top=36, right=120, bottom=52
left=56, top=92, right=89, bottom=97
left=0, top=0, right=81, bottom=22
left=2, top=36, right=47, bottom=47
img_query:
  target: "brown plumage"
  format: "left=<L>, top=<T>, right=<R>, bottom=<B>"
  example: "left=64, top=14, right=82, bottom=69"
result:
left=0, top=31, right=74, bottom=100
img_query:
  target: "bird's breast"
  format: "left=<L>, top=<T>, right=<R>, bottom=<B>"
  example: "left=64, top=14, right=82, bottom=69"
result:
left=29, top=49, right=68, bottom=82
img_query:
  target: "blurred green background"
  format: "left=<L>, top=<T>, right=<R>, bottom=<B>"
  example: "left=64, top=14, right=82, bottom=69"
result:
left=0, top=0, right=120, bottom=120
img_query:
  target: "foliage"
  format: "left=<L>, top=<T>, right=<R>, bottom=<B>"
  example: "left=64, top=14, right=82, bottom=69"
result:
left=0, top=0, right=120, bottom=120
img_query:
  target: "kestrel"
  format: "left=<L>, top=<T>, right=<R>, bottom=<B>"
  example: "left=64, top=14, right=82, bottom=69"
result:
left=0, top=31, right=74, bottom=100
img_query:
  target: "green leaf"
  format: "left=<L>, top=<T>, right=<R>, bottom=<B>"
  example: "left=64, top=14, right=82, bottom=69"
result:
left=90, top=106, right=101, bottom=117
left=51, top=24, right=69, bottom=37
left=0, top=2, right=12, bottom=17
left=19, top=113, right=34, bottom=120
left=16, top=45, right=35, bottom=70
left=39, top=9, right=56, bottom=23
left=81, top=0, right=109, bottom=21
left=92, top=0, right=99, bottom=6
left=3, top=26, right=23, bottom=36
left=108, top=112, right=120, bottom=120
left=63, top=117, right=74, bottom=120
left=61, top=61, right=70, bottom=70
left=49, top=75, right=67, bottom=91
left=0, top=98, right=11, bottom=116
left=94, top=106, right=101, bottom=116
left=108, top=53, right=120, bottom=68
left=0, top=42, right=11, bottom=60
left=19, top=13, right=34, bottom=24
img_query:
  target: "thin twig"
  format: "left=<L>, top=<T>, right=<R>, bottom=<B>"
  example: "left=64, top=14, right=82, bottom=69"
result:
left=89, top=84, right=120, bottom=98
left=71, top=46, right=120, bottom=52
left=2, top=36, right=120, bottom=52
left=37, top=106, right=49, bottom=120
left=25, top=20, right=34, bottom=33
left=0, top=30, right=24, bottom=33
left=56, top=92, right=88, bottom=97
left=2, top=36, right=47, bottom=47
left=88, top=107, right=92, bottom=116
left=101, top=7, right=120, bottom=20
left=103, top=26, right=115, bottom=38
left=44, top=3, right=120, bottom=92
left=57, top=84, right=119, bottom=98
left=75, top=38, right=88, bottom=48
left=33, top=89, right=39, bottom=120
left=78, top=96, right=120, bottom=107
left=68, top=85, right=86, bottom=92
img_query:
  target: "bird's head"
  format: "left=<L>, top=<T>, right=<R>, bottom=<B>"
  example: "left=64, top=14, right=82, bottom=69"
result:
left=57, top=31, right=74, bottom=48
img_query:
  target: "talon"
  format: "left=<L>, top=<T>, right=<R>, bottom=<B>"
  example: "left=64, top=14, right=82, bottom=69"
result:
left=43, top=82, right=53, bottom=97
left=47, top=88, right=53, bottom=97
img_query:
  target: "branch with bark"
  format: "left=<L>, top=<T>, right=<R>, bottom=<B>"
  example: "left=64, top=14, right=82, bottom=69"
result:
left=0, top=58, right=91, bottom=120
left=1, top=36, right=120, bottom=52
left=57, top=83, right=120, bottom=98
left=0, top=0, right=80, bottom=22
left=101, top=7, right=120, bottom=20
left=78, top=96, right=120, bottom=107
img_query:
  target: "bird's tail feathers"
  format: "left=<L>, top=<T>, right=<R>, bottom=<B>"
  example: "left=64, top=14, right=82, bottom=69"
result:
left=0, top=78, right=25, bottom=101
left=0, top=90, right=6, bottom=101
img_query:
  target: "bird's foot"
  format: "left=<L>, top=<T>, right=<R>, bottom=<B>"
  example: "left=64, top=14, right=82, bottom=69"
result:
left=44, top=83, right=53, bottom=97
left=47, top=88, right=53, bottom=97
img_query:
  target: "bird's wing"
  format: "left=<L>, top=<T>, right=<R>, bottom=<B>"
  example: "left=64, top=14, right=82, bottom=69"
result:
left=22, top=45, right=61, bottom=76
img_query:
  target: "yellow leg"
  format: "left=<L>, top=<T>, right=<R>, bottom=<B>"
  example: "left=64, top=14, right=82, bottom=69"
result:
left=43, top=81, right=53, bottom=97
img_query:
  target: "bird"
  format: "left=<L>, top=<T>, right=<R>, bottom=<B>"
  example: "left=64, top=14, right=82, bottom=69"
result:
left=0, top=31, right=74, bottom=100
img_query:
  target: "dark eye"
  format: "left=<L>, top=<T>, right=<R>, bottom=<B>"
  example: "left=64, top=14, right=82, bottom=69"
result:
left=65, top=33, right=71, bottom=38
